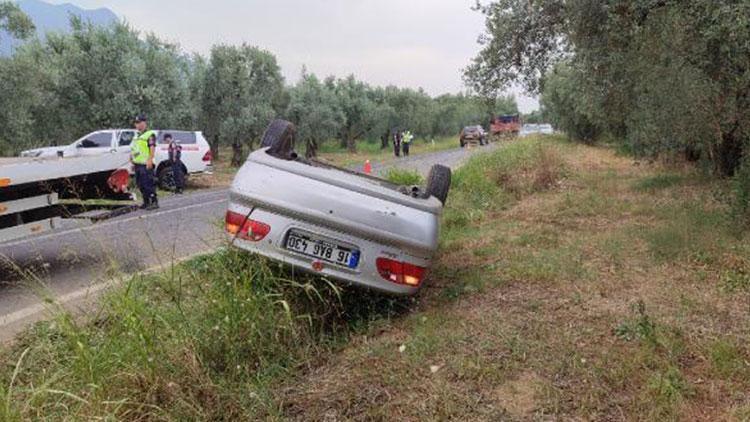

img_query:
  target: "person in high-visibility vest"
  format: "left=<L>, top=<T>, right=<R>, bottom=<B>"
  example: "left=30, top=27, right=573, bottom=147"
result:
left=402, top=130, right=413, bottom=156
left=131, top=114, right=159, bottom=210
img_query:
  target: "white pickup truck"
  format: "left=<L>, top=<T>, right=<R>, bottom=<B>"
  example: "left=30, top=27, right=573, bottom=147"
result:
left=21, top=129, right=213, bottom=189
left=226, top=120, right=451, bottom=295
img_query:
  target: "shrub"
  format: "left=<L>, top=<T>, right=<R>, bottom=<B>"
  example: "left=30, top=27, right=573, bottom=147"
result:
left=384, top=168, right=423, bottom=186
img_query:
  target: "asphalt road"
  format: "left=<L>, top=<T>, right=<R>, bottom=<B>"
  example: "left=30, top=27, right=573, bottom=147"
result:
left=0, top=143, right=497, bottom=341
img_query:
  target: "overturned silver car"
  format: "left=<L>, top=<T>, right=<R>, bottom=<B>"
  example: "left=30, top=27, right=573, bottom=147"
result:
left=226, top=120, right=451, bottom=295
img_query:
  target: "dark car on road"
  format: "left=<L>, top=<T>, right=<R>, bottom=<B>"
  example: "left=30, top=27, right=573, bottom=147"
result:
left=459, top=125, right=486, bottom=147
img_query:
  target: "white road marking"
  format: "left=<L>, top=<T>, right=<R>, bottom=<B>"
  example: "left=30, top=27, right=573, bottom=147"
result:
left=0, top=196, right=227, bottom=249
left=0, top=250, right=214, bottom=330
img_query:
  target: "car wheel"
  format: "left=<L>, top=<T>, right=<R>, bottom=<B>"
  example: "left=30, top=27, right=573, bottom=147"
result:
left=423, top=164, right=451, bottom=205
left=261, top=119, right=296, bottom=160
left=158, top=166, right=175, bottom=191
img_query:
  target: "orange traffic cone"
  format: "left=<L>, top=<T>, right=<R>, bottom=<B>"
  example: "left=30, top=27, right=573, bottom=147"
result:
left=364, top=159, right=372, bottom=175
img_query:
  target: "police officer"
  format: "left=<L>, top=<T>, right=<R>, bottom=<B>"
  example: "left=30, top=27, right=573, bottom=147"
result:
left=131, top=114, right=159, bottom=210
left=402, top=130, right=413, bottom=156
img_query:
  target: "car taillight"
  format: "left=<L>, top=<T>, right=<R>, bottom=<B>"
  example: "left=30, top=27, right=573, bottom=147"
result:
left=225, top=210, right=270, bottom=241
left=202, top=150, right=213, bottom=162
left=107, top=169, right=130, bottom=193
left=376, top=257, right=426, bottom=287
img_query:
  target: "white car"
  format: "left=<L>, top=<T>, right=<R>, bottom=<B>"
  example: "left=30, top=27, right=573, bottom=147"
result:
left=226, top=120, right=451, bottom=295
left=520, top=123, right=555, bottom=137
left=21, top=129, right=213, bottom=189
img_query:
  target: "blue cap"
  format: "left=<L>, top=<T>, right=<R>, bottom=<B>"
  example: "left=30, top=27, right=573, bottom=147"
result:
left=135, top=114, right=148, bottom=123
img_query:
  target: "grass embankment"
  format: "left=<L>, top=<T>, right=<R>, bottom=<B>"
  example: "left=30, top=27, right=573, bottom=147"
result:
left=3, top=136, right=749, bottom=420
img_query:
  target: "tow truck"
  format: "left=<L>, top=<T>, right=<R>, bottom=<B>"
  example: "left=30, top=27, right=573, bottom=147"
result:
left=490, top=114, right=521, bottom=140
left=0, top=152, right=135, bottom=243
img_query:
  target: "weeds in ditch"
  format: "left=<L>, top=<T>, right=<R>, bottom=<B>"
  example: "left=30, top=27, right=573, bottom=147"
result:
left=0, top=248, right=410, bottom=420
left=384, top=168, right=423, bottom=186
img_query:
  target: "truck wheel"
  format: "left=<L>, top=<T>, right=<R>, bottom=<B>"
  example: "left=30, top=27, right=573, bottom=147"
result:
left=423, top=164, right=451, bottom=205
left=261, top=119, right=296, bottom=160
left=158, top=166, right=175, bottom=190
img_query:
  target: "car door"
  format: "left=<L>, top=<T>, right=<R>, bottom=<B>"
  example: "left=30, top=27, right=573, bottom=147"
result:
left=74, top=131, right=115, bottom=156
left=116, top=130, right=137, bottom=153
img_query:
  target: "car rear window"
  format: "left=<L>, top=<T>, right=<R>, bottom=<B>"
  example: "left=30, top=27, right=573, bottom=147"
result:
left=157, top=131, right=196, bottom=144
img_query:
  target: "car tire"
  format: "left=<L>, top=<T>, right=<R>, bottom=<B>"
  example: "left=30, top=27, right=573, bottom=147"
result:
left=423, top=164, right=451, bottom=205
left=157, top=166, right=175, bottom=190
left=261, top=119, right=296, bottom=160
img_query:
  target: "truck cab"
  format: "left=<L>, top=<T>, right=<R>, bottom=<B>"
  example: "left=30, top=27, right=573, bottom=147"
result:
left=21, top=130, right=137, bottom=158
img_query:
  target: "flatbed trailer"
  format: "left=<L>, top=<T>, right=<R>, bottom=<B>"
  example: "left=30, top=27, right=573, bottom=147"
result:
left=0, top=153, right=134, bottom=243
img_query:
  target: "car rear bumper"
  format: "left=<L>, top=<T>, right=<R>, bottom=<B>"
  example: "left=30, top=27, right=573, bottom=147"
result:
left=226, top=202, right=427, bottom=295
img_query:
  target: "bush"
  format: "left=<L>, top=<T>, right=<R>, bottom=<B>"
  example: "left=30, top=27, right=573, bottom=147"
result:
left=384, top=168, right=423, bottom=185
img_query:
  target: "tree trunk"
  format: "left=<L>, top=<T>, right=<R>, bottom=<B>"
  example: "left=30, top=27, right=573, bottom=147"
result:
left=715, top=131, right=742, bottom=177
left=306, top=138, right=318, bottom=158
left=231, top=142, right=243, bottom=167
left=211, top=134, right=220, bottom=161
left=346, top=136, right=356, bottom=153
left=381, top=131, right=389, bottom=149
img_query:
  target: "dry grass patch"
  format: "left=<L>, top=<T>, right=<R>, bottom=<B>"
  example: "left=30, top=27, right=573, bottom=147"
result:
left=273, top=137, right=750, bottom=421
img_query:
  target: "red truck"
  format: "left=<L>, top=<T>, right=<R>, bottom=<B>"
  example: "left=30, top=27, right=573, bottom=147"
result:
left=490, top=114, right=521, bottom=140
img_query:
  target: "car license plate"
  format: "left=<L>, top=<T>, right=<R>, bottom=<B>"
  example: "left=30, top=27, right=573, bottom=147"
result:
left=285, top=230, right=360, bottom=269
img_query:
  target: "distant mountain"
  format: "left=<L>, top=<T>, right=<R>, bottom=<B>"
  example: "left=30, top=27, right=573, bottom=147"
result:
left=1, top=0, right=118, bottom=56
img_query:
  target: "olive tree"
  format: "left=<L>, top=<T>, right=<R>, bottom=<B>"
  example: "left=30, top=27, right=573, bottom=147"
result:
left=0, top=1, right=34, bottom=42
left=286, top=70, right=344, bottom=158
left=201, top=44, right=285, bottom=161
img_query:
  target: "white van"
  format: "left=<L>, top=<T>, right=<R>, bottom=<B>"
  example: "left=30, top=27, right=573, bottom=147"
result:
left=21, top=129, right=213, bottom=189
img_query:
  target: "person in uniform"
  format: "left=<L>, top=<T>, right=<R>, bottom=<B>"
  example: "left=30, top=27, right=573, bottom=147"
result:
left=402, top=130, right=413, bottom=156
left=131, top=114, right=159, bottom=210
left=166, top=133, right=185, bottom=194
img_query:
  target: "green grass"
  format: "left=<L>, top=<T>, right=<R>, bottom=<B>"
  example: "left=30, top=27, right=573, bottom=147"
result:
left=384, top=168, right=423, bottom=185
left=442, top=135, right=566, bottom=236
left=0, top=250, right=409, bottom=420
left=632, top=174, right=685, bottom=192
left=4, top=135, right=750, bottom=420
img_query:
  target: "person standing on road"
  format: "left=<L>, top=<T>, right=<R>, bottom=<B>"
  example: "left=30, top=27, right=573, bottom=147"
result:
left=166, top=133, right=185, bottom=194
left=402, top=130, right=413, bottom=156
left=131, top=114, right=159, bottom=210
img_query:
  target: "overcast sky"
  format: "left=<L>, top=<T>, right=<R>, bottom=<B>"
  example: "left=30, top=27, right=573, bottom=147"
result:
left=48, top=0, right=539, bottom=112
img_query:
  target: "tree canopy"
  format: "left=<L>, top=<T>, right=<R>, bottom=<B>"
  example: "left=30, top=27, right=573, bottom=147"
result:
left=466, top=0, right=750, bottom=177
left=0, top=1, right=35, bottom=42
left=0, top=13, right=519, bottom=157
